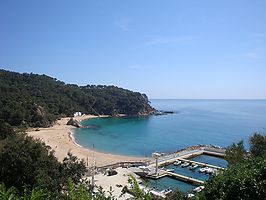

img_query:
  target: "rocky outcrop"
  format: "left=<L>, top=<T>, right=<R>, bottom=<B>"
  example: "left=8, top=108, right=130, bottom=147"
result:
left=66, top=118, right=82, bottom=128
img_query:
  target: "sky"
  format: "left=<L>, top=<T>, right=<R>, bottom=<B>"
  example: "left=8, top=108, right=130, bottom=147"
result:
left=0, top=0, right=266, bottom=99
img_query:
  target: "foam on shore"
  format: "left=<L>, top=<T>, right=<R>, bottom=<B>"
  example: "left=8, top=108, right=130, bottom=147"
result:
left=69, top=130, right=83, bottom=148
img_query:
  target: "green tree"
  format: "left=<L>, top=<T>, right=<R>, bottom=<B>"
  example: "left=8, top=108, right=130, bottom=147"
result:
left=0, top=120, right=15, bottom=140
left=127, top=175, right=152, bottom=200
left=0, top=183, right=17, bottom=200
left=21, top=188, right=51, bottom=200
left=0, top=134, right=86, bottom=194
left=61, top=152, right=87, bottom=185
left=0, top=69, right=154, bottom=128
left=249, top=132, right=266, bottom=157
left=166, top=188, right=185, bottom=200
left=0, top=134, right=61, bottom=193
left=225, top=140, right=246, bottom=165
left=198, top=153, right=266, bottom=200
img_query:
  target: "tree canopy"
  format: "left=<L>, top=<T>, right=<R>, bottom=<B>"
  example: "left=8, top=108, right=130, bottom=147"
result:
left=0, top=69, right=154, bottom=128
left=0, top=133, right=86, bottom=194
left=199, top=133, right=266, bottom=200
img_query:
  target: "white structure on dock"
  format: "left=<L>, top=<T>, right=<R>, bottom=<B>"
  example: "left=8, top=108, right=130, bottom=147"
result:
left=152, top=152, right=162, bottom=175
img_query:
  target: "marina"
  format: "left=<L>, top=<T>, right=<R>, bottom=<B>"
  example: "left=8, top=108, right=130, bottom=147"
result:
left=86, top=145, right=228, bottom=198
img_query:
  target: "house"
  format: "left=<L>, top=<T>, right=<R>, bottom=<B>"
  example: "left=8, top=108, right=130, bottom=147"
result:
left=74, top=112, right=82, bottom=117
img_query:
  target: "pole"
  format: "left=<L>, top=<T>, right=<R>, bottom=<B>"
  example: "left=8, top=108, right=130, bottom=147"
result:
left=91, top=144, right=95, bottom=188
left=155, top=156, right=158, bottom=175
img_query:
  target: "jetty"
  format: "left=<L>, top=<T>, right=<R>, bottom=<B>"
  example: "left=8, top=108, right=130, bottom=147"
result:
left=144, top=145, right=226, bottom=186
left=147, top=168, right=204, bottom=185
left=178, top=158, right=224, bottom=170
left=150, top=146, right=226, bottom=167
left=166, top=171, right=204, bottom=185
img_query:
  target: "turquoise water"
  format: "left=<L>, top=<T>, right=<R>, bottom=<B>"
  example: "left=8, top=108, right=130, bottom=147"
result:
left=143, top=176, right=195, bottom=193
left=164, top=164, right=210, bottom=182
left=75, top=99, right=266, bottom=156
left=190, top=155, right=228, bottom=168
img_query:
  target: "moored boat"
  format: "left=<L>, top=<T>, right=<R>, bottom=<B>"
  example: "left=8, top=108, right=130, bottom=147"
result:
left=165, top=168, right=175, bottom=172
left=174, top=160, right=182, bottom=166
left=189, top=164, right=199, bottom=170
left=181, top=162, right=190, bottom=168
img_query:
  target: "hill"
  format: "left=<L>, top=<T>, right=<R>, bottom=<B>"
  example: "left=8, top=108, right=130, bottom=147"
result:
left=0, top=69, right=155, bottom=127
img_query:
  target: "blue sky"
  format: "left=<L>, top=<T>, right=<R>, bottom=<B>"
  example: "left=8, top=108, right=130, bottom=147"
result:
left=1, top=0, right=265, bottom=99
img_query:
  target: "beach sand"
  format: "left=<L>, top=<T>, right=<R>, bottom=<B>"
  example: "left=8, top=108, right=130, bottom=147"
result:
left=27, top=115, right=147, bottom=167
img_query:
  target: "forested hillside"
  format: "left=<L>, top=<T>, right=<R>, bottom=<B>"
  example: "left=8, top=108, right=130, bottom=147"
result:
left=0, top=69, right=154, bottom=127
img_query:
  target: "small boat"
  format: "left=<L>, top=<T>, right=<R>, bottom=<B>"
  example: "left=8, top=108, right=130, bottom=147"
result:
left=186, top=193, right=195, bottom=198
left=181, top=162, right=190, bottom=168
left=205, top=167, right=217, bottom=174
left=165, top=168, right=175, bottom=172
left=193, top=186, right=205, bottom=192
left=199, top=167, right=206, bottom=173
left=174, top=160, right=182, bottom=166
left=189, top=164, right=199, bottom=170
left=160, top=188, right=173, bottom=195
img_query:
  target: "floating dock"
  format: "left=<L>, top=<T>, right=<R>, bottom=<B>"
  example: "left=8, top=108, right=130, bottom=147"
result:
left=146, top=146, right=226, bottom=186
left=178, top=158, right=225, bottom=170
left=147, top=169, right=204, bottom=185
left=166, top=171, right=204, bottom=185
left=150, top=146, right=226, bottom=167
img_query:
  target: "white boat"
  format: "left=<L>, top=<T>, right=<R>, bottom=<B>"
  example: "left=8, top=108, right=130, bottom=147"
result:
left=205, top=167, right=217, bottom=174
left=193, top=186, right=205, bottom=192
left=160, top=188, right=173, bottom=195
left=174, top=160, right=182, bottom=166
left=166, top=168, right=175, bottom=172
left=187, top=193, right=195, bottom=198
left=189, top=164, right=199, bottom=170
left=199, top=167, right=207, bottom=173
left=199, top=167, right=216, bottom=174
left=181, top=162, right=190, bottom=168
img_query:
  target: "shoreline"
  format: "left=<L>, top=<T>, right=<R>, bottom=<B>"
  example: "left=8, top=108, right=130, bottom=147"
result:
left=68, top=129, right=83, bottom=148
left=27, top=115, right=148, bottom=167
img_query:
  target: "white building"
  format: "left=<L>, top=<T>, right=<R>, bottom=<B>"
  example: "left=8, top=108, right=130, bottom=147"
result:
left=74, top=112, right=82, bottom=117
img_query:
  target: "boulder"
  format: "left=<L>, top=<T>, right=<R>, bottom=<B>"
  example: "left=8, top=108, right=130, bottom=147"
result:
left=66, top=118, right=82, bottom=128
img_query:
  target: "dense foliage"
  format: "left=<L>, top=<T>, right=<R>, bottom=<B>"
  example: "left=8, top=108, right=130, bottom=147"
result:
left=198, top=153, right=266, bottom=200
left=0, top=69, right=154, bottom=128
left=0, top=132, right=86, bottom=194
left=224, top=140, right=246, bottom=165
left=0, top=180, right=116, bottom=200
left=198, top=133, right=266, bottom=200
left=249, top=133, right=266, bottom=157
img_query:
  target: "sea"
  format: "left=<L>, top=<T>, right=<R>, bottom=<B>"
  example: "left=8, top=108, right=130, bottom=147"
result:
left=74, top=99, right=266, bottom=157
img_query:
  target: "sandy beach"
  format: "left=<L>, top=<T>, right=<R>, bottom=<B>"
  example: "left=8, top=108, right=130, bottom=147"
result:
left=27, top=115, right=147, bottom=167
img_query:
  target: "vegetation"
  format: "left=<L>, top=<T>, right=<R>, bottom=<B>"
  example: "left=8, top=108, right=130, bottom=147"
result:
left=0, top=133, right=86, bottom=194
left=198, top=152, right=266, bottom=200
left=224, top=140, right=246, bottom=165
left=198, top=133, right=266, bottom=200
left=0, top=69, right=154, bottom=128
left=0, top=181, right=117, bottom=200
left=249, top=132, right=266, bottom=157
left=126, top=175, right=152, bottom=200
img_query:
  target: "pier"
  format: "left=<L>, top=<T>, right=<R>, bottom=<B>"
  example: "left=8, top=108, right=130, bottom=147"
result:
left=146, top=145, right=226, bottom=186
left=165, top=171, right=204, bottom=185
left=150, top=146, right=226, bottom=168
left=147, top=169, right=204, bottom=185
left=178, top=158, right=225, bottom=170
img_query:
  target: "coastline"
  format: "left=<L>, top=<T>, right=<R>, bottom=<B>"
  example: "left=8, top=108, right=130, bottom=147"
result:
left=27, top=115, right=147, bottom=167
